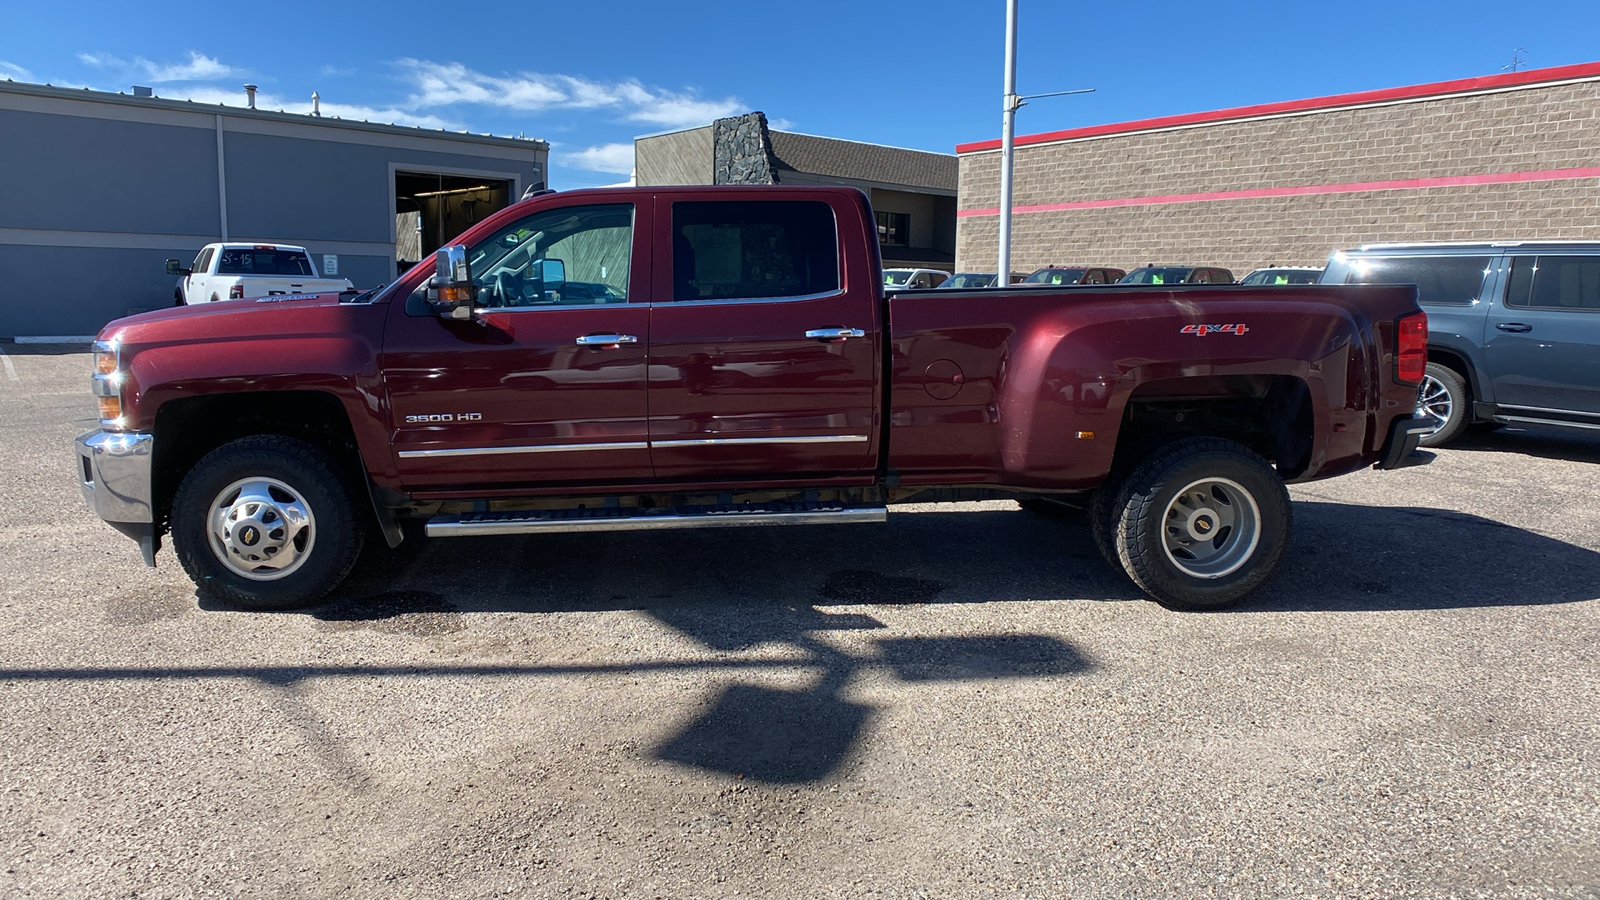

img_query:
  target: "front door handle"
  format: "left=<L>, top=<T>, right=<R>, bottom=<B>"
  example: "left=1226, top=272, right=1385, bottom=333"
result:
left=1495, top=322, right=1533, bottom=333
left=805, top=327, right=866, bottom=342
left=575, top=333, right=639, bottom=347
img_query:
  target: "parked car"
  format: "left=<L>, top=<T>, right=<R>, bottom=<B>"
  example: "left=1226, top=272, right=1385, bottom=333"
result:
left=1118, top=266, right=1235, bottom=285
left=883, top=268, right=950, bottom=289
left=78, top=185, right=1429, bottom=615
left=936, top=272, right=1026, bottom=288
left=1321, top=241, right=1600, bottom=447
left=167, top=243, right=353, bottom=305
left=1239, top=266, right=1324, bottom=286
left=1019, top=266, right=1127, bottom=286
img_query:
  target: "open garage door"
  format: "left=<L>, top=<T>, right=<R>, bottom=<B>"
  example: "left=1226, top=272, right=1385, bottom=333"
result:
left=395, top=172, right=513, bottom=271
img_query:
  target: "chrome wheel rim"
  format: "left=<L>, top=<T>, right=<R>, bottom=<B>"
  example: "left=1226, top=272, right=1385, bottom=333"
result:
left=1415, top=373, right=1452, bottom=435
left=1161, top=477, right=1261, bottom=579
left=207, top=477, right=316, bottom=581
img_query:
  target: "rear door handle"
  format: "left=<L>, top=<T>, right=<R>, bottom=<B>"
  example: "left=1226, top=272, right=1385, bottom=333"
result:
left=805, top=327, right=866, bottom=342
left=575, top=333, right=639, bottom=347
left=1495, top=323, right=1533, bottom=333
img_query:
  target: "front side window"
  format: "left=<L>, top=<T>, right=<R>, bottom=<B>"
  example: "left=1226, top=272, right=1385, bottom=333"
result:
left=217, top=248, right=314, bottom=277
left=468, top=203, right=633, bottom=307
left=672, top=201, right=839, bottom=302
left=1506, top=256, right=1600, bottom=310
left=1341, top=255, right=1489, bottom=306
left=193, top=248, right=213, bottom=274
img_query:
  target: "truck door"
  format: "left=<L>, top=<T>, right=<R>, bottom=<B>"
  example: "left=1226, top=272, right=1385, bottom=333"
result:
left=1487, top=254, right=1600, bottom=417
left=646, top=194, right=879, bottom=483
left=381, top=200, right=653, bottom=490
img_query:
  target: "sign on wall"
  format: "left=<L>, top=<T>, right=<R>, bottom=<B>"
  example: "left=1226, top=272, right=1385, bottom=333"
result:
left=323, top=254, right=339, bottom=276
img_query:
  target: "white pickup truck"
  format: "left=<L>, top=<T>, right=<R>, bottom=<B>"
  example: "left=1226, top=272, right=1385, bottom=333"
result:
left=167, top=243, right=353, bottom=305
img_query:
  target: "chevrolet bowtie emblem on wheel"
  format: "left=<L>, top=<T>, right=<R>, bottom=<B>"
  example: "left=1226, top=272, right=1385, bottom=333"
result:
left=1181, top=324, right=1250, bottom=336
left=240, top=526, right=259, bottom=546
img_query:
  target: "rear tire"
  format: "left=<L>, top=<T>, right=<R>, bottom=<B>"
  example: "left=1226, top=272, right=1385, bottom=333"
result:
left=1108, top=438, right=1291, bottom=610
left=1416, top=363, right=1469, bottom=448
left=171, top=436, right=363, bottom=610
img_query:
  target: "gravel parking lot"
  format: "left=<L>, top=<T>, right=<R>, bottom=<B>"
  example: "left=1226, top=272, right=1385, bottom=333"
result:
left=1, top=344, right=1596, bottom=899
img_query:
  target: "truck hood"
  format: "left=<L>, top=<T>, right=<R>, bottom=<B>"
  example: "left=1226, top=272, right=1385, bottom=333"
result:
left=97, top=291, right=361, bottom=346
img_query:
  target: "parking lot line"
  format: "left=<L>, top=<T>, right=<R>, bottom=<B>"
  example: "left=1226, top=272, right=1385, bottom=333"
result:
left=0, top=347, right=17, bottom=382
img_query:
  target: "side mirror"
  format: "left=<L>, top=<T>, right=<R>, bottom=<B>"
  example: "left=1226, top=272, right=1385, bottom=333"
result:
left=529, top=258, right=565, bottom=287
left=165, top=259, right=190, bottom=277
left=428, top=245, right=477, bottom=319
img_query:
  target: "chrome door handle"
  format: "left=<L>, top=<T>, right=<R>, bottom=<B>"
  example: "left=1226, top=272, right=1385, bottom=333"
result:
left=805, top=327, right=866, bottom=341
left=575, top=333, right=639, bottom=346
left=1495, top=322, right=1533, bottom=333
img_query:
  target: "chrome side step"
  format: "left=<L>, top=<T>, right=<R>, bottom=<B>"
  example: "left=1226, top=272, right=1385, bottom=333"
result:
left=425, top=503, right=887, bottom=537
left=1493, top=414, right=1600, bottom=432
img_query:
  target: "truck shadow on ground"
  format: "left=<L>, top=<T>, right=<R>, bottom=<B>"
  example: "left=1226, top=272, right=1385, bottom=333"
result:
left=1446, top=422, right=1600, bottom=465
left=326, top=500, right=1600, bottom=625
left=212, top=499, right=1597, bottom=784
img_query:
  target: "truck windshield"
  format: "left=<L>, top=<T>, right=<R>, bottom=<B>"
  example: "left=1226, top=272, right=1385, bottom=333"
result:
left=217, top=249, right=314, bottom=277
left=1023, top=268, right=1086, bottom=285
left=884, top=271, right=915, bottom=286
left=1119, top=267, right=1195, bottom=285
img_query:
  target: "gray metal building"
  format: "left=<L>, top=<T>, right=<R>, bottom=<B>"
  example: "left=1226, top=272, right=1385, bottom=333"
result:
left=0, top=80, right=549, bottom=340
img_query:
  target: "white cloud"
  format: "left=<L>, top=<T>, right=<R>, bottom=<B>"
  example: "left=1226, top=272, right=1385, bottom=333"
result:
left=566, top=142, right=636, bottom=175
left=79, top=51, right=240, bottom=83
left=141, top=52, right=237, bottom=82
left=0, top=61, right=32, bottom=81
left=159, top=85, right=461, bottom=130
left=396, top=59, right=743, bottom=129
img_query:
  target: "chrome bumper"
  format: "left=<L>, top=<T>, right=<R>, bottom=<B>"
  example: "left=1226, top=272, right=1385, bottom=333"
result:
left=75, top=430, right=159, bottom=565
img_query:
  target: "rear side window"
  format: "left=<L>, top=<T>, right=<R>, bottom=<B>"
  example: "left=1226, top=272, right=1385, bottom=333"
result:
left=217, top=248, right=315, bottom=277
left=672, top=201, right=840, bottom=302
left=1342, top=255, right=1489, bottom=306
left=1506, top=256, right=1600, bottom=310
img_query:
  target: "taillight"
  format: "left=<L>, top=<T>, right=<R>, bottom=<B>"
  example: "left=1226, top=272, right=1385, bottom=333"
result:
left=229, top=284, right=244, bottom=300
left=1396, top=311, right=1427, bottom=384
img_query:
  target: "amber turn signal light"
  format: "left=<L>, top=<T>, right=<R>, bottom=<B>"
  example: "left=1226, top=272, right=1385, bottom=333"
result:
left=98, top=395, right=122, bottom=422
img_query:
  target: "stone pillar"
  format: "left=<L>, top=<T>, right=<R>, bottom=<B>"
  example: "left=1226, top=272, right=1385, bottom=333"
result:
left=713, top=112, right=779, bottom=185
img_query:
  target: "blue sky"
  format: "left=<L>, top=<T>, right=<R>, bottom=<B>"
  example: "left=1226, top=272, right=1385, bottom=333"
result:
left=4, top=0, right=1599, bottom=190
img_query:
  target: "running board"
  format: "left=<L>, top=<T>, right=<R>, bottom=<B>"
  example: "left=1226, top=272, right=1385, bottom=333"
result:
left=425, top=503, right=887, bottom=537
left=1493, top=414, right=1600, bottom=432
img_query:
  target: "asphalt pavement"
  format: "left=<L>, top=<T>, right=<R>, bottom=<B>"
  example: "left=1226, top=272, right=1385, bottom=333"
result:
left=0, top=345, right=1595, bottom=898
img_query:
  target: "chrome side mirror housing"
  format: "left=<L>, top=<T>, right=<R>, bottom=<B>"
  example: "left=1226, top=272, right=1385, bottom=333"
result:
left=427, top=245, right=477, bottom=319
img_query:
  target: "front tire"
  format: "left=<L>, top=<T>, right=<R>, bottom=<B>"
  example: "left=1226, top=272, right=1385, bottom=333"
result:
left=171, top=436, right=363, bottom=610
left=1416, top=362, right=1469, bottom=448
left=1108, top=438, right=1291, bottom=610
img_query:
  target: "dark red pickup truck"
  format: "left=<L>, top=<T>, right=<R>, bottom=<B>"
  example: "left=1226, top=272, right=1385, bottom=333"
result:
left=76, top=185, right=1430, bottom=612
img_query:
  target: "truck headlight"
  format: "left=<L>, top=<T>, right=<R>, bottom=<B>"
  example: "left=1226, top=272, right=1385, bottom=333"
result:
left=92, top=340, right=124, bottom=428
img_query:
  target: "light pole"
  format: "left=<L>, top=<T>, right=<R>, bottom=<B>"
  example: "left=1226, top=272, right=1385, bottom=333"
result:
left=997, top=0, right=1092, bottom=280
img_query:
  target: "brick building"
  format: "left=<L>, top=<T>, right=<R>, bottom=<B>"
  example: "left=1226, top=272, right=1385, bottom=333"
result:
left=955, top=61, right=1600, bottom=275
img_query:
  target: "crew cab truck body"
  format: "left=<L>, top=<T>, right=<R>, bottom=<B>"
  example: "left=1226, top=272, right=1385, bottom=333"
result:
left=79, top=186, right=1430, bottom=613
left=167, top=243, right=354, bottom=305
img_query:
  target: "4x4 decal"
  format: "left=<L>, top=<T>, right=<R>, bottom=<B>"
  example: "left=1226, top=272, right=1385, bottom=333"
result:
left=1181, top=323, right=1250, bottom=336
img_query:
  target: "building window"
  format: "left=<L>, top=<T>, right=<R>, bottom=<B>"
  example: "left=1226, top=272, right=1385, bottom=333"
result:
left=876, top=211, right=910, bottom=247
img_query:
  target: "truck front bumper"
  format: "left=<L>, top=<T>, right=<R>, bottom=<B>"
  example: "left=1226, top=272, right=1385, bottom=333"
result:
left=75, top=430, right=159, bottom=566
left=1374, top=416, right=1434, bottom=470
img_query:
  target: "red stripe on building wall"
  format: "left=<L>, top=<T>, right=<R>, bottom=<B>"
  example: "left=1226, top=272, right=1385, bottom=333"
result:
left=956, top=166, right=1600, bottom=218
left=955, top=61, right=1600, bottom=154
